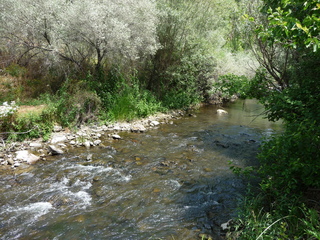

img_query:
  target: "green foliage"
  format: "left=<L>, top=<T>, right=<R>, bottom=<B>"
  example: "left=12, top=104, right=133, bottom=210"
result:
left=214, top=74, right=250, bottom=99
left=107, top=78, right=164, bottom=121
left=10, top=110, right=54, bottom=141
left=258, top=119, right=320, bottom=196
left=228, top=194, right=319, bottom=239
left=161, top=87, right=201, bottom=110
left=56, top=80, right=101, bottom=127
left=88, top=69, right=165, bottom=121
left=5, top=63, right=27, bottom=77
left=262, top=0, right=320, bottom=51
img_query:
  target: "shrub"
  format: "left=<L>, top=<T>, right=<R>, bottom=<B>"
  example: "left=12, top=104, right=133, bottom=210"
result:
left=214, top=74, right=250, bottom=99
left=56, top=80, right=101, bottom=127
left=0, top=101, right=19, bottom=133
left=107, top=77, right=164, bottom=121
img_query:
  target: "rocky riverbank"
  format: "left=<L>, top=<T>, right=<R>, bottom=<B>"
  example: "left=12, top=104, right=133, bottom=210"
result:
left=0, top=110, right=191, bottom=170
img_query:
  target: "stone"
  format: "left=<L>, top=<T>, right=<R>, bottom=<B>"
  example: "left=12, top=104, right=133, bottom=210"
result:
left=84, top=141, right=91, bottom=148
left=53, top=125, right=63, bottom=132
left=48, top=145, right=64, bottom=155
left=51, top=133, right=68, bottom=144
left=150, top=120, right=160, bottom=127
left=15, top=150, right=40, bottom=164
left=29, top=142, right=42, bottom=148
left=217, top=109, right=228, bottom=114
left=93, top=140, right=102, bottom=145
left=86, top=154, right=93, bottom=161
left=7, top=157, right=15, bottom=165
left=131, top=124, right=146, bottom=133
left=112, top=134, right=121, bottom=140
left=13, top=162, right=21, bottom=167
left=69, top=140, right=76, bottom=145
left=57, top=143, right=67, bottom=148
left=113, top=125, right=121, bottom=131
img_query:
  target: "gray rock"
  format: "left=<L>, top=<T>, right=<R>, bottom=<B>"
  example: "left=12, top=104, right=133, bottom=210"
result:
left=86, top=154, right=93, bottom=161
left=57, top=143, right=67, bottom=148
left=131, top=124, right=146, bottom=133
left=84, top=141, right=91, bottom=148
left=15, top=150, right=40, bottom=164
left=29, top=142, right=42, bottom=148
left=53, top=125, right=63, bottom=132
left=150, top=120, right=160, bottom=126
left=113, top=125, right=121, bottom=131
left=93, top=140, right=102, bottom=145
left=7, top=157, right=15, bottom=165
left=48, top=145, right=64, bottom=155
left=112, top=134, right=121, bottom=140
left=51, top=133, right=68, bottom=144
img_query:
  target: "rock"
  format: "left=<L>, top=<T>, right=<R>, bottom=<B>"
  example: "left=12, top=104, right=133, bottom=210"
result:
left=29, top=142, right=42, bottom=148
left=13, top=162, right=21, bottom=167
left=53, top=125, right=63, bottom=132
left=51, top=133, right=68, bottom=144
left=57, top=143, right=67, bottom=148
left=113, top=125, right=121, bottom=131
left=15, top=150, right=40, bottom=164
left=216, top=142, right=229, bottom=148
left=84, top=141, right=91, bottom=148
left=7, top=157, right=15, bottom=165
left=70, top=140, right=76, bottom=145
left=86, top=154, right=93, bottom=161
left=149, top=120, right=160, bottom=127
left=112, top=134, right=121, bottom=140
left=93, top=140, right=102, bottom=145
left=131, top=124, right=146, bottom=133
left=217, top=109, right=228, bottom=114
left=48, top=145, right=64, bottom=155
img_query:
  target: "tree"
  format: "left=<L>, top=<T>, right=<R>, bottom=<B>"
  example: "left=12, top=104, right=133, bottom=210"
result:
left=262, top=0, right=320, bottom=51
left=0, top=0, right=160, bottom=72
left=251, top=0, right=320, bottom=196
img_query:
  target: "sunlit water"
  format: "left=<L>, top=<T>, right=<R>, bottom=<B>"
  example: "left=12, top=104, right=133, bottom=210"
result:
left=0, top=99, right=281, bottom=240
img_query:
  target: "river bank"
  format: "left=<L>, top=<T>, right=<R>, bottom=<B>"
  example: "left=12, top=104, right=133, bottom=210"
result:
left=0, top=109, right=194, bottom=170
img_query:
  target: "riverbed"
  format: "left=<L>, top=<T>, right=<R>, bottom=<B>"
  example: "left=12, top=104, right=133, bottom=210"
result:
left=0, top=99, right=281, bottom=240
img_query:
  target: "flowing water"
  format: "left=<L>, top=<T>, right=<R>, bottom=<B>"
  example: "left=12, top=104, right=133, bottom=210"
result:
left=0, top=99, right=281, bottom=240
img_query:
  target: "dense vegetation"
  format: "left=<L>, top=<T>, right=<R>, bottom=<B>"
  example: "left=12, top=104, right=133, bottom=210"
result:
left=0, top=0, right=254, bottom=139
left=1, top=0, right=320, bottom=238
left=226, top=0, right=320, bottom=239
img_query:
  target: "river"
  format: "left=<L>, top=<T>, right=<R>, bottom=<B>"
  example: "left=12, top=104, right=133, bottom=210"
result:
left=0, top=99, right=281, bottom=240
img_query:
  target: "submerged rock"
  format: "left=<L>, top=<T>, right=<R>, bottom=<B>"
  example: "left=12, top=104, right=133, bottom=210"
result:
left=217, top=109, right=228, bottom=114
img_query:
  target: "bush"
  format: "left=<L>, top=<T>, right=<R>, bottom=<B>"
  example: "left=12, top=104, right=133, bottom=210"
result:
left=56, top=79, right=101, bottom=127
left=214, top=74, right=250, bottom=99
left=107, top=77, right=164, bottom=121
left=0, top=101, right=19, bottom=133
left=9, top=108, right=55, bottom=141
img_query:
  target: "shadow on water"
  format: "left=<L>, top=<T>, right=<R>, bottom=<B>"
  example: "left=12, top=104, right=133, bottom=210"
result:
left=0, top=99, right=281, bottom=240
